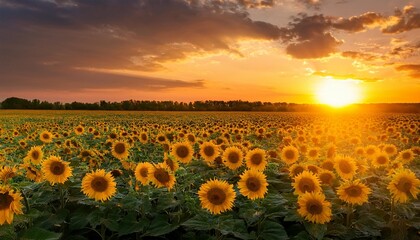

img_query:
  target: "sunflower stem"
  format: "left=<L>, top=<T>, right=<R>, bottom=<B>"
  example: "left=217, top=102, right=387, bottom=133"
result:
left=346, top=204, right=353, bottom=227
left=59, top=184, right=66, bottom=209
left=390, top=197, right=395, bottom=223
left=101, top=223, right=106, bottom=240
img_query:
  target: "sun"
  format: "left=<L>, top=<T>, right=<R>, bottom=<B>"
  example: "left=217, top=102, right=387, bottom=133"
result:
left=316, top=79, right=361, bottom=107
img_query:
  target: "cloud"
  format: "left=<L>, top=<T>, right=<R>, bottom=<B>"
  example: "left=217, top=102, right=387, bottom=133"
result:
left=312, top=71, right=380, bottom=82
left=333, top=12, right=385, bottom=32
left=382, top=5, right=420, bottom=34
left=0, top=0, right=280, bottom=91
left=280, top=14, right=342, bottom=58
left=341, top=51, right=384, bottom=61
left=395, top=64, right=420, bottom=78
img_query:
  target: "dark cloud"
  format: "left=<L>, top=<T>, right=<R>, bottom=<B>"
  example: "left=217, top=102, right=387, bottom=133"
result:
left=280, top=14, right=342, bottom=58
left=382, top=5, right=420, bottom=34
left=312, top=71, right=380, bottom=82
left=395, top=64, right=420, bottom=78
left=0, top=0, right=280, bottom=91
left=333, top=12, right=384, bottom=32
left=297, top=0, right=323, bottom=10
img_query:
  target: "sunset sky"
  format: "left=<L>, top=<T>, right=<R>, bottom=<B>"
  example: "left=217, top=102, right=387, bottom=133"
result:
left=1, top=0, right=419, bottom=104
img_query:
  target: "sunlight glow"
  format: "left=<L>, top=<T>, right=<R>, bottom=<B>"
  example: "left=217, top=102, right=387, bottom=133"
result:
left=316, top=79, right=361, bottom=107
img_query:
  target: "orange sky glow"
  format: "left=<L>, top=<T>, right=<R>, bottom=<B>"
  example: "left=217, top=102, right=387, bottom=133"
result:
left=0, top=0, right=419, bottom=104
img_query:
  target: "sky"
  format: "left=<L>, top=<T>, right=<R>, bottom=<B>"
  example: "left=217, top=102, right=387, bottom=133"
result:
left=0, top=0, right=419, bottom=104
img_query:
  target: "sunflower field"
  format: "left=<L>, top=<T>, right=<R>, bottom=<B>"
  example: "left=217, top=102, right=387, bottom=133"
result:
left=0, top=110, right=419, bottom=240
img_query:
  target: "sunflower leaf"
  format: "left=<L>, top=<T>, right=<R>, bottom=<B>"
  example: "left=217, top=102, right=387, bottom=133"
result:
left=258, top=220, right=288, bottom=240
left=303, top=222, right=327, bottom=240
left=19, top=227, right=62, bottom=240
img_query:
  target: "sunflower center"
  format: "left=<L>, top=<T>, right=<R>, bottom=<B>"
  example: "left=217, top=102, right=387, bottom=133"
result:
left=158, top=136, right=165, bottom=142
left=43, top=133, right=50, bottom=139
left=31, top=150, right=40, bottom=160
left=207, top=188, right=226, bottom=205
left=306, top=200, right=323, bottom=215
left=50, top=161, right=65, bottom=175
left=385, top=147, right=394, bottom=154
left=203, top=146, right=215, bottom=157
left=228, top=152, right=240, bottom=163
left=292, top=166, right=304, bottom=176
left=154, top=168, right=170, bottom=184
left=319, top=173, right=333, bottom=185
left=376, top=156, right=387, bottom=164
left=140, top=167, right=148, bottom=177
left=396, top=177, right=412, bottom=194
left=250, top=154, right=263, bottom=165
left=366, top=148, right=375, bottom=155
left=91, top=177, right=109, bottom=192
left=402, top=152, right=411, bottom=160
left=114, top=143, right=126, bottom=154
left=141, top=134, right=147, bottom=141
left=298, top=178, right=315, bottom=193
left=309, top=150, right=317, bottom=158
left=0, top=192, right=14, bottom=210
left=246, top=177, right=261, bottom=192
left=345, top=185, right=362, bottom=197
left=338, top=160, right=352, bottom=174
left=285, top=150, right=295, bottom=160
left=77, top=127, right=83, bottom=132
left=176, top=146, right=189, bottom=158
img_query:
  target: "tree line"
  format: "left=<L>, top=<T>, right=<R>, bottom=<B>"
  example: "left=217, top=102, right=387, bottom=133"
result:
left=0, top=97, right=419, bottom=112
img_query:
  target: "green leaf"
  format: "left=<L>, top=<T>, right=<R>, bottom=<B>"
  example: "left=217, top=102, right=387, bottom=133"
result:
left=19, top=227, right=62, bottom=240
left=291, top=231, right=310, bottom=240
left=0, top=224, right=17, bottom=240
left=217, top=218, right=251, bottom=240
left=182, top=214, right=214, bottom=231
left=284, top=209, right=301, bottom=222
left=118, top=212, right=147, bottom=236
left=144, top=214, right=179, bottom=237
left=69, top=209, right=89, bottom=231
left=259, top=220, right=288, bottom=240
left=326, top=223, right=348, bottom=237
left=304, top=222, right=327, bottom=240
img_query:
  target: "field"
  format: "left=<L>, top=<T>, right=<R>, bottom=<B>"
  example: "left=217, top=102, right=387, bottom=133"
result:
left=0, top=110, right=419, bottom=240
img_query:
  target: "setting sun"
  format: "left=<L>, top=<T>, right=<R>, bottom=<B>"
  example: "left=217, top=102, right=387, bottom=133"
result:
left=316, top=79, right=361, bottom=107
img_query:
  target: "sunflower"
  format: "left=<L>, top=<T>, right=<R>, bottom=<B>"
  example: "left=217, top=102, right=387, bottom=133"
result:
left=292, top=171, right=321, bottom=195
left=281, top=146, right=299, bottom=165
left=383, top=144, right=398, bottom=156
left=397, top=149, right=415, bottom=164
left=134, top=163, right=152, bottom=186
left=354, top=146, right=365, bottom=156
left=198, top=179, right=236, bottom=215
left=297, top=191, right=332, bottom=224
left=307, top=147, right=320, bottom=161
left=337, top=179, right=371, bottom=205
left=156, top=133, right=167, bottom=144
left=74, top=125, right=84, bottom=135
left=199, top=142, right=219, bottom=163
left=334, top=156, right=357, bottom=180
left=245, top=148, right=267, bottom=171
left=39, top=130, right=53, bottom=144
left=0, top=166, right=18, bottom=182
left=171, top=142, right=194, bottom=164
left=163, top=154, right=179, bottom=172
left=81, top=169, right=117, bottom=202
left=26, top=146, right=43, bottom=165
left=139, top=132, right=148, bottom=144
left=387, top=168, right=420, bottom=203
left=365, top=145, right=379, bottom=158
left=149, top=163, right=176, bottom=190
left=22, top=164, right=42, bottom=182
left=42, top=156, right=73, bottom=185
left=111, top=141, right=130, bottom=160
left=318, top=169, right=336, bottom=186
left=238, top=169, right=268, bottom=200
left=288, top=163, right=307, bottom=178
left=0, top=186, right=23, bottom=225
left=321, top=159, right=334, bottom=171
left=371, top=152, right=389, bottom=168
left=325, top=144, right=337, bottom=160
left=222, top=146, right=243, bottom=170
